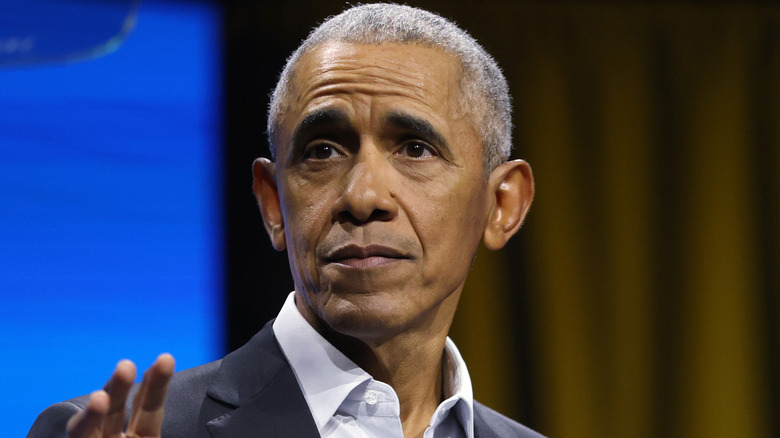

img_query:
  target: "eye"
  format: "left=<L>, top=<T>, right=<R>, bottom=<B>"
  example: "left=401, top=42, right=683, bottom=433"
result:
left=396, top=141, right=436, bottom=159
left=304, top=142, right=343, bottom=160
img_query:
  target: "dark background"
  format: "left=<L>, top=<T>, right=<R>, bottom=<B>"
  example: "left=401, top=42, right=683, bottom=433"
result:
left=221, top=2, right=780, bottom=437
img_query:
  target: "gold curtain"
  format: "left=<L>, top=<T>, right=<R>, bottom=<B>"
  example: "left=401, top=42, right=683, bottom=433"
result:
left=450, top=3, right=780, bottom=437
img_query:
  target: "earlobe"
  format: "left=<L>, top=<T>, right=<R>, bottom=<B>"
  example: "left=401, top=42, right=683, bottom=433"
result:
left=252, top=158, right=287, bottom=251
left=483, top=159, right=535, bottom=250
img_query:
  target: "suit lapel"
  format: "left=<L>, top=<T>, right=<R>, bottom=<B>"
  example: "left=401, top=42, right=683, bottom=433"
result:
left=197, top=321, right=511, bottom=438
left=473, top=403, right=499, bottom=438
left=200, top=321, right=319, bottom=438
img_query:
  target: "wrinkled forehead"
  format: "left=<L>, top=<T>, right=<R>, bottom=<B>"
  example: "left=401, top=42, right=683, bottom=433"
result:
left=275, top=41, right=471, bottom=142
left=293, top=42, right=463, bottom=98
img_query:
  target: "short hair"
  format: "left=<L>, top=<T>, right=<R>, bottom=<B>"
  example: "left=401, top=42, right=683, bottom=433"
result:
left=267, top=3, right=513, bottom=173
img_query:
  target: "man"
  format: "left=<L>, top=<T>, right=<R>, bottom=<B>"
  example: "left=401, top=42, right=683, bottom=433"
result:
left=28, top=3, right=539, bottom=437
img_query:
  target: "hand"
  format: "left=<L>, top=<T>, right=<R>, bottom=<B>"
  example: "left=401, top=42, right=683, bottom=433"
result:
left=66, top=354, right=175, bottom=438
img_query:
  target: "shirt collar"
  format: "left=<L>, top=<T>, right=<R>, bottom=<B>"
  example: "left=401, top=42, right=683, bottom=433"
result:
left=273, top=292, right=371, bottom=431
left=439, top=336, right=475, bottom=437
left=273, top=292, right=474, bottom=437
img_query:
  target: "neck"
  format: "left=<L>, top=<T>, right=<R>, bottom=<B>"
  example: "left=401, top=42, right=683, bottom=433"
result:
left=330, top=326, right=448, bottom=438
left=306, top=289, right=461, bottom=437
left=339, top=327, right=447, bottom=432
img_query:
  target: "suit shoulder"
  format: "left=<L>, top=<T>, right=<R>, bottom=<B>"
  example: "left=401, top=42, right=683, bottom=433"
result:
left=27, top=398, right=89, bottom=438
left=167, top=357, right=223, bottom=394
left=473, top=401, right=546, bottom=438
left=156, top=358, right=224, bottom=438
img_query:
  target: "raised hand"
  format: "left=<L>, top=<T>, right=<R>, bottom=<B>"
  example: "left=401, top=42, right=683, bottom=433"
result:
left=66, top=354, right=175, bottom=438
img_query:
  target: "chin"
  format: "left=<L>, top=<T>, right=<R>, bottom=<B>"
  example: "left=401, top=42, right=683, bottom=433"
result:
left=318, top=294, right=411, bottom=340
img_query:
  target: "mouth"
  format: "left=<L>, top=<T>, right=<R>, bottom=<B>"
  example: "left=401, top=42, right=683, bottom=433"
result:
left=323, top=244, right=410, bottom=269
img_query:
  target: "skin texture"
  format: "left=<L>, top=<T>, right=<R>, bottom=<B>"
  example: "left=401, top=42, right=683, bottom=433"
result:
left=271, top=42, right=493, bottom=343
left=254, top=42, right=534, bottom=437
left=67, top=41, right=533, bottom=438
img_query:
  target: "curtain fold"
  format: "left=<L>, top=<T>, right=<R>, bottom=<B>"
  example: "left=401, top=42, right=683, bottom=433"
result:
left=451, top=3, right=780, bottom=437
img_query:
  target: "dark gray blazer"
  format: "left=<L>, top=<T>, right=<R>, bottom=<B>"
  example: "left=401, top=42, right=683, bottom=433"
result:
left=28, top=322, right=544, bottom=437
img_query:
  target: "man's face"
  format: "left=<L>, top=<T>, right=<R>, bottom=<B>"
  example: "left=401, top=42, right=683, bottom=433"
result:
left=267, top=42, right=496, bottom=341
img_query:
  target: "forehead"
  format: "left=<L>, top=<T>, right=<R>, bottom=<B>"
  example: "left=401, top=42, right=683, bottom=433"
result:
left=292, top=41, right=462, bottom=94
left=281, top=42, right=467, bottom=132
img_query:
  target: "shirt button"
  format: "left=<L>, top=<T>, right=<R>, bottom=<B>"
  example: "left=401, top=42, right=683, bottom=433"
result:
left=364, top=390, right=378, bottom=405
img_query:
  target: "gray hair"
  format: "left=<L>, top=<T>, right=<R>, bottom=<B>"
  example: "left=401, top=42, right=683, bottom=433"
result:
left=267, top=3, right=513, bottom=173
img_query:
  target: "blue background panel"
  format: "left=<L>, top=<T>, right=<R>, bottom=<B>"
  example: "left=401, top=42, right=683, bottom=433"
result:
left=0, top=1, right=223, bottom=435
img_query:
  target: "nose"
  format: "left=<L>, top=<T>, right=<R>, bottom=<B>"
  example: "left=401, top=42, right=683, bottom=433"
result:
left=330, top=147, right=398, bottom=224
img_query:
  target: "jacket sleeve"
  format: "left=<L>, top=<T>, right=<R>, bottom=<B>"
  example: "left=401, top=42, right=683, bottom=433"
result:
left=27, top=399, right=86, bottom=438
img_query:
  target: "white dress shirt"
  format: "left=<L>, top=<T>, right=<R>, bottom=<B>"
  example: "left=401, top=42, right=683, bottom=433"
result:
left=273, top=292, right=474, bottom=438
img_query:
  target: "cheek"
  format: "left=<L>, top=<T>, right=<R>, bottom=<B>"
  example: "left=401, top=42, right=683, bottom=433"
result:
left=407, top=175, right=487, bottom=265
left=280, top=180, right=337, bottom=273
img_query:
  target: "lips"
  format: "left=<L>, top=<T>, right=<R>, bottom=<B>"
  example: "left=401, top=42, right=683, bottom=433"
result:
left=324, top=244, right=410, bottom=268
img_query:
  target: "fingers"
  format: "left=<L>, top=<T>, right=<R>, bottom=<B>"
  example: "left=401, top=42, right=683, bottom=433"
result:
left=67, top=357, right=134, bottom=438
left=65, top=355, right=173, bottom=438
left=102, top=360, right=136, bottom=438
left=127, top=353, right=175, bottom=437
left=67, top=390, right=108, bottom=438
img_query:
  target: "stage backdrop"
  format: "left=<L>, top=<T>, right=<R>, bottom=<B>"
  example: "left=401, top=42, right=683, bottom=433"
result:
left=0, top=1, right=223, bottom=436
left=223, top=2, right=780, bottom=437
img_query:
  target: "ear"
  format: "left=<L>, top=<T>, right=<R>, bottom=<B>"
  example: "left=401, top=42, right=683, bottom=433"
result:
left=252, top=158, right=286, bottom=251
left=483, top=159, right=535, bottom=250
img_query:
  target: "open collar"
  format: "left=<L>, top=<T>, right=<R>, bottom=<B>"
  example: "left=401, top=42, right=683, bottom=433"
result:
left=202, top=320, right=319, bottom=438
left=273, top=292, right=372, bottom=432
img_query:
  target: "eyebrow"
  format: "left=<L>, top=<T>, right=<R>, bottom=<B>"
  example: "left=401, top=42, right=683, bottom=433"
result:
left=384, top=111, right=452, bottom=157
left=291, top=108, right=352, bottom=145
left=289, top=108, right=454, bottom=160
